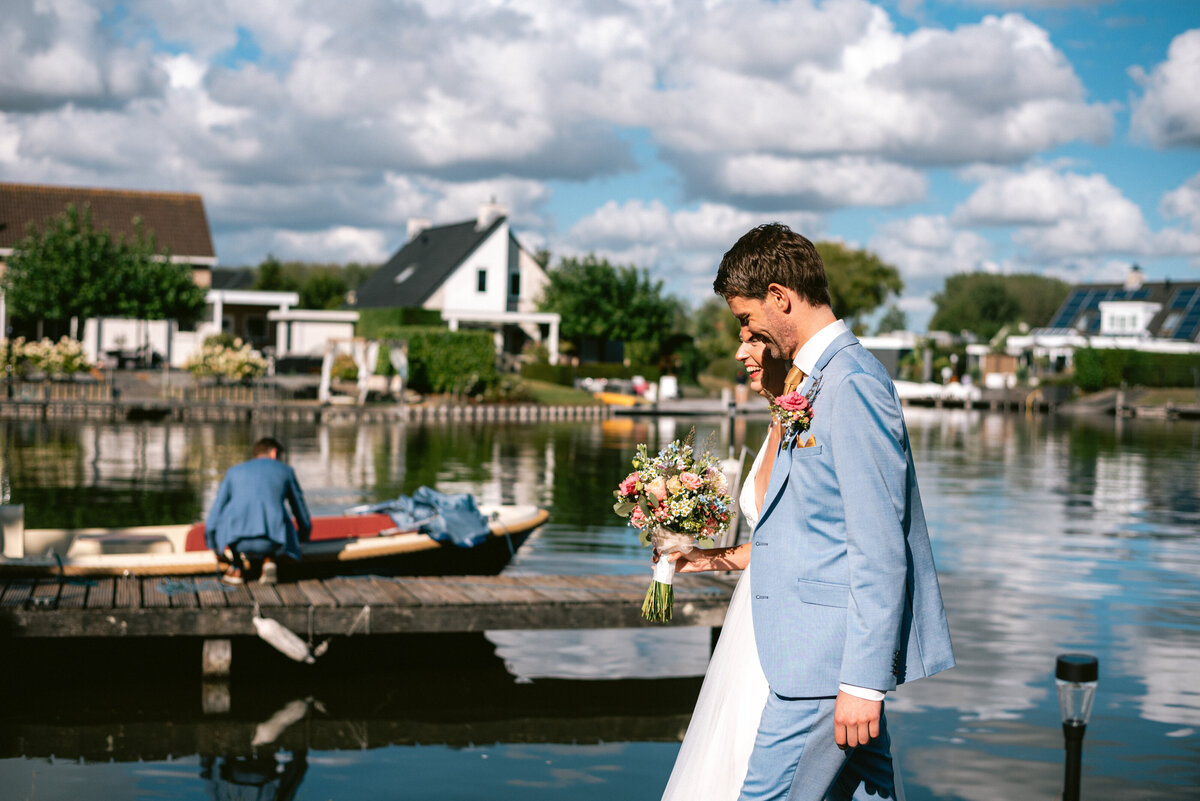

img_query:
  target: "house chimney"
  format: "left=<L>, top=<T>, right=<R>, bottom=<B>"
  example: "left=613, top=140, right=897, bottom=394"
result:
left=1124, top=264, right=1145, bottom=291
left=406, top=217, right=432, bottom=241
left=476, top=198, right=507, bottom=231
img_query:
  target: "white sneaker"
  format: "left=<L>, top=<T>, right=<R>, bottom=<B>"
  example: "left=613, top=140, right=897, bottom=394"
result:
left=258, top=559, right=278, bottom=584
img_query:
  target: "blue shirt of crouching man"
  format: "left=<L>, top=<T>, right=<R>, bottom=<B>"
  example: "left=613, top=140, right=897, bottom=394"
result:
left=205, top=437, right=312, bottom=578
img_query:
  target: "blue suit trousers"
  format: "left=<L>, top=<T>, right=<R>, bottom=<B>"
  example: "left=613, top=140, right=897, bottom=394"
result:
left=738, top=695, right=899, bottom=801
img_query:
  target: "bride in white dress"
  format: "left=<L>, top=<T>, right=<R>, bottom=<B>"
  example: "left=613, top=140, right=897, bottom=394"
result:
left=659, top=336, right=789, bottom=800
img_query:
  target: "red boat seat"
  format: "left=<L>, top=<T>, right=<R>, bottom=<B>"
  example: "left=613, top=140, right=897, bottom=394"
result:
left=183, top=514, right=401, bottom=552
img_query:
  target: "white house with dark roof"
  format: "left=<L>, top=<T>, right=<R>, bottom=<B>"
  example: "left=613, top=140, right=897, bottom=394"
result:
left=1005, top=266, right=1200, bottom=371
left=352, top=202, right=560, bottom=363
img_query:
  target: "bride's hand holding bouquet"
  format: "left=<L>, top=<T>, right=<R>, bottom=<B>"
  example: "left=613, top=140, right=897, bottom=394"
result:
left=613, top=433, right=734, bottom=622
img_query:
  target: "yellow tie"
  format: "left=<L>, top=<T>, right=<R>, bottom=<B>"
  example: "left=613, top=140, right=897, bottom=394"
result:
left=783, top=365, right=805, bottom=395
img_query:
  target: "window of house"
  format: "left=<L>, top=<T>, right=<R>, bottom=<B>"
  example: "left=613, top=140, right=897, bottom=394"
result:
left=1161, top=311, right=1183, bottom=337
left=509, top=272, right=520, bottom=296
left=477, top=268, right=487, bottom=293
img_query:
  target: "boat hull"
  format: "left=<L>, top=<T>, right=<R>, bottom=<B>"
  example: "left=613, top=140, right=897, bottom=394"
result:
left=0, top=507, right=548, bottom=579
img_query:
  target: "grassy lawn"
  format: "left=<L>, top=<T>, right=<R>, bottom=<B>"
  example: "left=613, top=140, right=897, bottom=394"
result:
left=519, top=377, right=602, bottom=405
left=1131, top=387, right=1200, bottom=406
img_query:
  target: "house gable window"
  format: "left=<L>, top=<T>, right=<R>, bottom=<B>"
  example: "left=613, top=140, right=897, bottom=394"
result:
left=509, top=272, right=520, bottom=297
left=477, top=268, right=487, bottom=293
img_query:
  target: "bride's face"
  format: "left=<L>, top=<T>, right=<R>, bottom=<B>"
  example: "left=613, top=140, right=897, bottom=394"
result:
left=736, top=335, right=788, bottom=398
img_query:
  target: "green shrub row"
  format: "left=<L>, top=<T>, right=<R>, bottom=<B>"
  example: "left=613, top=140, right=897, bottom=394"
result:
left=1074, top=348, right=1200, bottom=392
left=520, top=361, right=661, bottom=386
left=371, top=325, right=497, bottom=394
left=357, top=307, right=443, bottom=338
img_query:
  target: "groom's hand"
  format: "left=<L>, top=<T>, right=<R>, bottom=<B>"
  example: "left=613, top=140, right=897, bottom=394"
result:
left=833, top=692, right=881, bottom=749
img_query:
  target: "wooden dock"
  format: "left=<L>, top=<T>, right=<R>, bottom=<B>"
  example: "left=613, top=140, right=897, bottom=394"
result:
left=0, top=572, right=735, bottom=640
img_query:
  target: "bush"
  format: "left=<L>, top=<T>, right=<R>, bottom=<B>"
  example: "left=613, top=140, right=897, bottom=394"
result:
left=372, top=325, right=497, bottom=394
left=330, top=353, right=358, bottom=381
left=3, top=336, right=91, bottom=375
left=357, top=308, right=443, bottom=338
left=1074, top=348, right=1200, bottom=392
left=185, top=338, right=267, bottom=381
left=519, top=361, right=661, bottom=386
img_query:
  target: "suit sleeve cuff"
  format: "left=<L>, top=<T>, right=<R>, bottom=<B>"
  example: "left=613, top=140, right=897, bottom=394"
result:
left=839, top=683, right=886, bottom=702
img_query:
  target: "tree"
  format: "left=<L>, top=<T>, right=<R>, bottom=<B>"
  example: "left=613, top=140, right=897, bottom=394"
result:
left=688, top=296, right=742, bottom=375
left=249, top=257, right=374, bottom=308
left=252, top=255, right=300, bottom=292
left=536, top=254, right=675, bottom=361
left=875, top=304, right=908, bottom=335
left=817, top=242, right=904, bottom=332
left=930, top=272, right=1070, bottom=340
left=1, top=203, right=206, bottom=332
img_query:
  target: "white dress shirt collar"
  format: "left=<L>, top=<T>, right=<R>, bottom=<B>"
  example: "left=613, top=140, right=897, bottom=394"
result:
left=793, top=318, right=849, bottom=376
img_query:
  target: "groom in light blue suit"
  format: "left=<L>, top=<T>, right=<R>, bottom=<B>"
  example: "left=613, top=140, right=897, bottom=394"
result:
left=714, top=224, right=954, bottom=800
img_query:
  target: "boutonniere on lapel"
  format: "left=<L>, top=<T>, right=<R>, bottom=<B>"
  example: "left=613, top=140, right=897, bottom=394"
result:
left=769, top=377, right=822, bottom=449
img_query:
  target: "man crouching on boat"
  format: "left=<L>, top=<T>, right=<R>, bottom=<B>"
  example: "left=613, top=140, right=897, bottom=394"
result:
left=205, top=437, right=312, bottom=585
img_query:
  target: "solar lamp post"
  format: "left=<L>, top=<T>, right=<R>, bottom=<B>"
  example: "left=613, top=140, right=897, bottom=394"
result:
left=1055, top=653, right=1099, bottom=801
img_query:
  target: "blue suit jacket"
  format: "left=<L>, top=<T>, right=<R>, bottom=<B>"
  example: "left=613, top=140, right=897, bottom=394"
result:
left=205, top=457, right=312, bottom=561
left=751, top=330, right=954, bottom=697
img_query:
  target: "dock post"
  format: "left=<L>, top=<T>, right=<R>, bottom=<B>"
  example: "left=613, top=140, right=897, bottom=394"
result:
left=202, top=638, right=232, bottom=676
left=201, top=639, right=232, bottom=715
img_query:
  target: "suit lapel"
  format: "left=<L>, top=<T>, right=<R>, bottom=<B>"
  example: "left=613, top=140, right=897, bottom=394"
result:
left=759, top=329, right=860, bottom=522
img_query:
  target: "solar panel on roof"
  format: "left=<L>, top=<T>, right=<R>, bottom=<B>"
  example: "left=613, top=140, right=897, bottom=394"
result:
left=1170, top=287, right=1199, bottom=310
left=1175, top=307, right=1200, bottom=341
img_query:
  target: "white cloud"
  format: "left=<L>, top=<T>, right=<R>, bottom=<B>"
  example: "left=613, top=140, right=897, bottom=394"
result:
left=950, top=166, right=1200, bottom=258
left=1130, top=29, right=1200, bottom=149
left=1161, top=172, right=1200, bottom=230
left=870, top=215, right=994, bottom=278
left=0, top=0, right=168, bottom=111
left=561, top=199, right=824, bottom=303
left=708, top=155, right=927, bottom=209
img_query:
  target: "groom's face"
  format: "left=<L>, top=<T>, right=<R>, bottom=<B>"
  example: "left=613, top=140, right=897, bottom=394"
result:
left=727, top=294, right=793, bottom=361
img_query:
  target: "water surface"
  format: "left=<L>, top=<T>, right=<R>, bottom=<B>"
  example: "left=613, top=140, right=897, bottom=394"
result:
left=1, top=410, right=1198, bottom=800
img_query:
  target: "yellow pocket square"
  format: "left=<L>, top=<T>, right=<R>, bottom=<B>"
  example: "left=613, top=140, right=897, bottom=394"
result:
left=799, top=435, right=817, bottom=448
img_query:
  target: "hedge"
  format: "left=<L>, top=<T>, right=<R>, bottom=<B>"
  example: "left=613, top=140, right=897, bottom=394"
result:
left=520, top=361, right=661, bottom=386
left=357, top=307, right=443, bottom=338
left=372, top=325, right=497, bottom=394
left=1074, top=347, right=1200, bottom=392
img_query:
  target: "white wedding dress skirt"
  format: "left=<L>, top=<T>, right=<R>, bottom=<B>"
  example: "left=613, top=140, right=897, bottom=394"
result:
left=660, top=445, right=770, bottom=800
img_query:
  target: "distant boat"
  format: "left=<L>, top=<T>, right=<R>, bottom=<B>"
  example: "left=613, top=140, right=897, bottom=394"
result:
left=0, top=504, right=548, bottom=579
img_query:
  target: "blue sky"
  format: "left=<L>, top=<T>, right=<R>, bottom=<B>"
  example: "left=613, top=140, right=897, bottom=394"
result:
left=2, top=0, right=1198, bottom=330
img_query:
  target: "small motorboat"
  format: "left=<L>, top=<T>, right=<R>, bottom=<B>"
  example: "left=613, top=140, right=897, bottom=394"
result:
left=0, top=502, right=548, bottom=580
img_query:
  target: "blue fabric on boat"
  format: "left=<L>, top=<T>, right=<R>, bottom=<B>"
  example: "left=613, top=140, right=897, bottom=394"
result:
left=362, top=486, right=491, bottom=548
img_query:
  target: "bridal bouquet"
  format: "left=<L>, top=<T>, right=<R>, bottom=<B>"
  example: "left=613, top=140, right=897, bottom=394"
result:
left=613, top=433, right=732, bottom=622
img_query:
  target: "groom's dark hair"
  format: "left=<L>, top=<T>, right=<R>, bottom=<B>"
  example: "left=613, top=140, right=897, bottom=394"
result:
left=713, top=223, right=832, bottom=309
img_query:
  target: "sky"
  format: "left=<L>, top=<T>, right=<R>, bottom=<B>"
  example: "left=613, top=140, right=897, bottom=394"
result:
left=1, top=0, right=1198, bottom=331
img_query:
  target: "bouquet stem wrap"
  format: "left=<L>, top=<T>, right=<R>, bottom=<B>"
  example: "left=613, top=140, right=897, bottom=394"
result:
left=643, top=528, right=695, bottom=623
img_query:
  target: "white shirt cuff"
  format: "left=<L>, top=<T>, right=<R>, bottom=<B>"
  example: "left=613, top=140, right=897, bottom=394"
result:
left=839, top=683, right=886, bottom=702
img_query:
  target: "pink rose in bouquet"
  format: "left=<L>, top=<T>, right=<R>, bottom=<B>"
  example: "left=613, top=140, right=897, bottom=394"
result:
left=619, top=472, right=641, bottom=496
left=680, top=471, right=703, bottom=490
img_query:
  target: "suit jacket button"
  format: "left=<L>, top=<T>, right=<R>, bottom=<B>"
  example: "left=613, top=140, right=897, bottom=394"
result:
left=755, top=595, right=768, bottom=600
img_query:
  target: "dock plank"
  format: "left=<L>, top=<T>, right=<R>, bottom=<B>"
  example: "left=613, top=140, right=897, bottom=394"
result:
left=195, top=580, right=230, bottom=609
left=1, top=580, right=36, bottom=608
left=295, top=580, right=338, bottom=607
left=365, top=577, right=423, bottom=606
left=114, top=577, right=139, bottom=609
left=322, top=577, right=372, bottom=607
left=273, top=582, right=311, bottom=608
left=142, top=579, right=173, bottom=608
left=56, top=580, right=89, bottom=609
left=246, top=582, right=283, bottom=607
left=85, top=578, right=115, bottom=609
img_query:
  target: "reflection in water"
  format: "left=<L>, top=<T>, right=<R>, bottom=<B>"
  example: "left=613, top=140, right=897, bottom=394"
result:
left=201, top=751, right=306, bottom=801
left=1, top=412, right=1199, bottom=799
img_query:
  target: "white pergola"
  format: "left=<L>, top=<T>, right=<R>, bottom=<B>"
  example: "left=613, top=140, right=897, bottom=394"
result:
left=440, top=309, right=560, bottom=363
